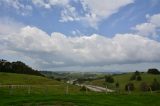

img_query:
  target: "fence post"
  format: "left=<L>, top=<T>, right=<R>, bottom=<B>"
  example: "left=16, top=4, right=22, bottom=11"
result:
left=28, top=85, right=31, bottom=95
left=106, top=85, right=108, bottom=94
left=44, top=85, right=48, bottom=95
left=85, top=86, right=88, bottom=94
left=128, top=86, right=130, bottom=94
left=9, top=85, right=13, bottom=95
left=149, top=87, right=152, bottom=94
left=66, top=84, right=69, bottom=95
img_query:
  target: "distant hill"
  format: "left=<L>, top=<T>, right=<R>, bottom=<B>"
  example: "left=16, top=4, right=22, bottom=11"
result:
left=0, top=59, right=43, bottom=76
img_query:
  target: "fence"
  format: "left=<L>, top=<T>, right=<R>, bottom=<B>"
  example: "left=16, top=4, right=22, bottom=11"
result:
left=0, top=84, right=75, bottom=95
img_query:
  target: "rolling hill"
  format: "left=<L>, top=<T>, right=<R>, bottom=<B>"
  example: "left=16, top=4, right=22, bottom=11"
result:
left=0, top=72, right=160, bottom=106
left=87, top=72, right=160, bottom=92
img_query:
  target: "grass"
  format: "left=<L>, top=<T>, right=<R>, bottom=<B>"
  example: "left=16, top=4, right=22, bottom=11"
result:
left=0, top=93, right=160, bottom=106
left=0, top=72, right=81, bottom=95
left=0, top=72, right=60, bottom=85
left=0, top=72, right=160, bottom=105
left=87, top=73, right=160, bottom=92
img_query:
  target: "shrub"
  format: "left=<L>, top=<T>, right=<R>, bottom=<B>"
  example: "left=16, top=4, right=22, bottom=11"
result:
left=130, top=71, right=142, bottom=81
left=80, top=86, right=87, bottom=91
left=130, top=74, right=136, bottom=80
left=151, top=78, right=160, bottom=91
left=105, top=75, right=114, bottom=83
left=140, top=82, right=149, bottom=91
left=136, top=75, right=142, bottom=81
left=125, top=83, right=134, bottom=91
left=115, top=82, right=119, bottom=88
left=135, top=71, right=140, bottom=75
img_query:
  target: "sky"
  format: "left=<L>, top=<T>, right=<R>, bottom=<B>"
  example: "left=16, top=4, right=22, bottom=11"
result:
left=0, top=0, right=160, bottom=72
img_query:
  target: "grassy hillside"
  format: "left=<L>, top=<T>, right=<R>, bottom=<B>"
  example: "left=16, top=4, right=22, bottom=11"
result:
left=0, top=72, right=60, bottom=85
left=0, top=72, right=160, bottom=106
left=87, top=72, right=160, bottom=92
left=0, top=72, right=80, bottom=95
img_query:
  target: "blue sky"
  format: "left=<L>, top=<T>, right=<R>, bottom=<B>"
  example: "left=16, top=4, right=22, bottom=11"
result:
left=0, top=0, right=160, bottom=36
left=0, top=0, right=160, bottom=72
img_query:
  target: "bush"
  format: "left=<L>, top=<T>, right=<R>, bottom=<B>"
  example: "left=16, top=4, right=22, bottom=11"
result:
left=125, top=83, right=134, bottom=91
left=147, top=68, right=160, bottom=75
left=140, top=82, right=149, bottom=91
left=130, top=71, right=142, bottom=81
left=105, top=75, right=114, bottom=83
left=135, top=71, right=140, bottom=75
left=80, top=86, right=87, bottom=91
left=115, top=82, right=119, bottom=88
left=77, top=78, right=85, bottom=84
left=130, top=74, right=136, bottom=80
left=136, top=75, right=142, bottom=81
left=151, top=79, right=160, bottom=91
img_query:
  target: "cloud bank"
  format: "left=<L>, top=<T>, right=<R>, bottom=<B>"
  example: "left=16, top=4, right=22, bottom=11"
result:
left=0, top=17, right=160, bottom=71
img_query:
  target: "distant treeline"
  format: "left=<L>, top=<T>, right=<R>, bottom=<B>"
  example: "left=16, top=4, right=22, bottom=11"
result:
left=0, top=59, right=44, bottom=76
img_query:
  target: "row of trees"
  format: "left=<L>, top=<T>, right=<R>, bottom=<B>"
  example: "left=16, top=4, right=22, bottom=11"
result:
left=147, top=68, right=160, bottom=75
left=104, top=72, right=160, bottom=92
left=0, top=59, right=44, bottom=76
left=125, top=78, right=160, bottom=92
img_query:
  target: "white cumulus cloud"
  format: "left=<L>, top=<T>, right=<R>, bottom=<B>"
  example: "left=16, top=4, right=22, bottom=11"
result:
left=133, top=13, right=160, bottom=38
left=1, top=18, right=160, bottom=70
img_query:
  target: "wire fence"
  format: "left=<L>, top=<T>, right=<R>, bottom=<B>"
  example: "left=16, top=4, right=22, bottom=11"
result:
left=0, top=84, right=79, bottom=95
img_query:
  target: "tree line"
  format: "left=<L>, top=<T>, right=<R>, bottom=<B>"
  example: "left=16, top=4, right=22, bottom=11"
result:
left=0, top=59, right=44, bottom=76
left=104, top=69, right=160, bottom=92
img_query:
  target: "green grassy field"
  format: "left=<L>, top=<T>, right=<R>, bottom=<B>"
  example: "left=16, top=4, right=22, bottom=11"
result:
left=0, top=72, right=160, bottom=106
left=0, top=72, right=81, bottom=95
left=0, top=72, right=60, bottom=85
left=86, top=72, right=160, bottom=92
left=1, top=93, right=160, bottom=106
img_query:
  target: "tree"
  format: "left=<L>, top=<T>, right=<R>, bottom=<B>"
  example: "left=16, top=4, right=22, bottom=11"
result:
left=140, top=82, right=149, bottom=92
left=80, top=86, right=87, bottom=91
left=115, top=82, right=119, bottom=88
left=125, top=83, right=134, bottom=91
left=105, top=75, right=114, bottom=83
left=130, top=74, right=136, bottom=80
left=135, top=71, right=140, bottom=75
left=0, top=59, right=44, bottom=76
left=147, top=68, right=160, bottom=75
left=136, top=75, right=142, bottom=81
left=130, top=71, right=142, bottom=81
left=151, top=78, right=160, bottom=91
left=77, top=78, right=85, bottom=84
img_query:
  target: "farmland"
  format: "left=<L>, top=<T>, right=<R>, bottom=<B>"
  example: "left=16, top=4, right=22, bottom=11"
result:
left=0, top=72, right=160, bottom=106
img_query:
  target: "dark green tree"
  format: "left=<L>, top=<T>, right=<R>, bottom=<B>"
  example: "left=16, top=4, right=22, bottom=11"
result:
left=148, top=69, right=160, bottom=75
left=115, top=82, right=119, bottom=88
left=125, top=83, right=134, bottom=91
left=140, top=82, right=149, bottom=92
left=130, top=74, right=136, bottom=80
left=135, top=71, right=140, bottom=75
left=151, top=78, right=160, bottom=91
left=105, top=75, right=114, bottom=83
left=136, top=75, right=142, bottom=81
left=0, top=59, right=43, bottom=76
